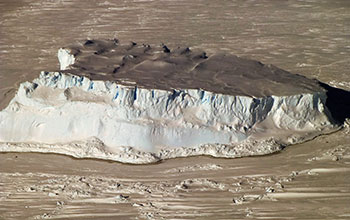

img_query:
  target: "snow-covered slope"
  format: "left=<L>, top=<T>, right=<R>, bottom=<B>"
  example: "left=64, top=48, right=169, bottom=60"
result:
left=0, top=40, right=339, bottom=163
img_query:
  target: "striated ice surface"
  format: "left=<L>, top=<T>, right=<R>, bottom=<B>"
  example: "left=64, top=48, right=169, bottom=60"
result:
left=0, top=40, right=340, bottom=163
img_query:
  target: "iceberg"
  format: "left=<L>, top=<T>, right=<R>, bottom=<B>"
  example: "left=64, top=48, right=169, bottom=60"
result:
left=0, top=39, right=341, bottom=163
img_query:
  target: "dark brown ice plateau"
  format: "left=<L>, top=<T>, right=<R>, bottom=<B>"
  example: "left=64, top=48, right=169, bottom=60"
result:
left=63, top=39, right=324, bottom=97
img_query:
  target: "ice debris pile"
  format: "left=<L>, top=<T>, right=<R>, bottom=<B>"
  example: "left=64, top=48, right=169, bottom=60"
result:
left=0, top=39, right=340, bottom=163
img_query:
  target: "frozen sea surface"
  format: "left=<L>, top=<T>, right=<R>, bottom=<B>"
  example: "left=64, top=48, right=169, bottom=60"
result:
left=0, top=0, right=349, bottom=219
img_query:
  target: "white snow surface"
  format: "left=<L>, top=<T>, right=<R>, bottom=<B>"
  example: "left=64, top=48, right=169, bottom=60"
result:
left=0, top=49, right=339, bottom=163
left=58, top=48, right=75, bottom=71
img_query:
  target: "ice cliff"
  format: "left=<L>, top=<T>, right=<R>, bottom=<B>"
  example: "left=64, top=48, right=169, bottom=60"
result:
left=0, top=40, right=340, bottom=163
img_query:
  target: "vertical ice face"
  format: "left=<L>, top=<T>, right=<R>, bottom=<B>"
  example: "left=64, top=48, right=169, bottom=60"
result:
left=0, top=71, right=337, bottom=151
left=58, top=48, right=75, bottom=70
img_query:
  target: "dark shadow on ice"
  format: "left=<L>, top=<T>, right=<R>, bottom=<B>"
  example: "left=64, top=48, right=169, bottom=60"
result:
left=320, top=82, right=350, bottom=124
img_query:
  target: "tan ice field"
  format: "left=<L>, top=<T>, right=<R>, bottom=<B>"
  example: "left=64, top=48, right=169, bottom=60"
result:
left=0, top=0, right=350, bottom=219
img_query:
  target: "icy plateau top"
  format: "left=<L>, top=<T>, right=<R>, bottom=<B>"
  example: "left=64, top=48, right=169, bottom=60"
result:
left=58, top=39, right=324, bottom=97
left=0, top=39, right=342, bottom=163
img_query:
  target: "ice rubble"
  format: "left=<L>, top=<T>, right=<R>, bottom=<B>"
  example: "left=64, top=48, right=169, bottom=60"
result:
left=0, top=42, right=339, bottom=163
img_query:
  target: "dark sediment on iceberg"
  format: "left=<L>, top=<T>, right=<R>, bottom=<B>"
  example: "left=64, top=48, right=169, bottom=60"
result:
left=60, top=39, right=325, bottom=97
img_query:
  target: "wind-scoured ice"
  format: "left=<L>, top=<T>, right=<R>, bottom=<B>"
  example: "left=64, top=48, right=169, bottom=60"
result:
left=0, top=39, right=340, bottom=163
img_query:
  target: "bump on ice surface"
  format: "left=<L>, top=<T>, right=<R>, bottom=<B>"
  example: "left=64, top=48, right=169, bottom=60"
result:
left=0, top=40, right=339, bottom=163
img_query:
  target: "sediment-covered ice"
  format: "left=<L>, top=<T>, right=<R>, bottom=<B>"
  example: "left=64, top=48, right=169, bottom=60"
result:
left=0, top=39, right=340, bottom=163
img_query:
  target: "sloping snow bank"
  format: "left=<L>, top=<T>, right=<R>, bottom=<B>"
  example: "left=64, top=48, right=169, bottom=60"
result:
left=0, top=70, right=338, bottom=163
